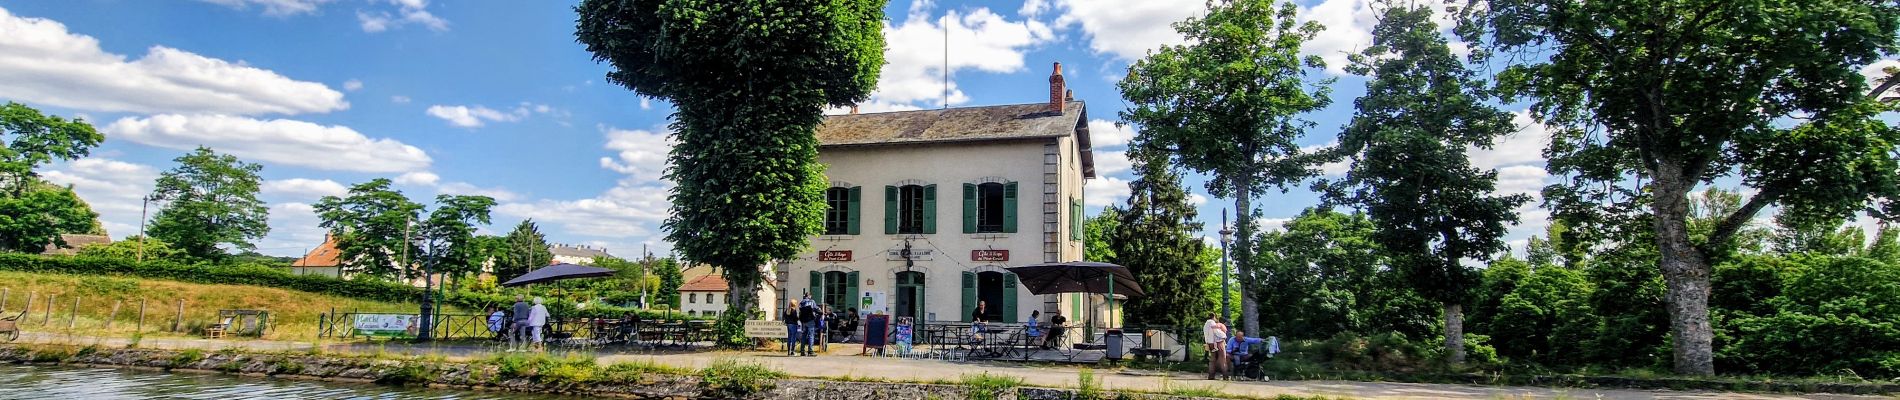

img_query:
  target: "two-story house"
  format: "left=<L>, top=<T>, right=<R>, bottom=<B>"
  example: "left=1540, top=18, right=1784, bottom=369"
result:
left=779, top=62, right=1097, bottom=332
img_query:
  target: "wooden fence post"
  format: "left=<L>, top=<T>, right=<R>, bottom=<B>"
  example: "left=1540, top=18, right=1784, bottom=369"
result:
left=1, top=288, right=8, bottom=312
left=106, top=300, right=122, bottom=329
left=173, top=299, right=185, bottom=332
left=138, top=298, right=147, bottom=333
left=20, top=293, right=33, bottom=323
left=43, top=294, right=55, bottom=325
left=68, top=295, right=79, bottom=330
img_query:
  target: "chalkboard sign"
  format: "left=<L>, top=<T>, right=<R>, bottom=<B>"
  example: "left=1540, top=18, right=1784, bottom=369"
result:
left=861, top=314, right=889, bottom=355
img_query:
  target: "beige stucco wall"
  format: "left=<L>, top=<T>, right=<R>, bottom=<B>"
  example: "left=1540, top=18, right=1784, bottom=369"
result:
left=781, top=137, right=1088, bottom=327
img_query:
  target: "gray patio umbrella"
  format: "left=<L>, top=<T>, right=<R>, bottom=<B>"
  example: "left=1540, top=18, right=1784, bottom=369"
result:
left=501, top=263, right=616, bottom=287
left=1006, top=261, right=1144, bottom=326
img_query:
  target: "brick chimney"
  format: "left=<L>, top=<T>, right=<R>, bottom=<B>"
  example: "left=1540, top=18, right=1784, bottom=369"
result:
left=850, top=105, right=859, bottom=115
left=1049, top=62, right=1066, bottom=113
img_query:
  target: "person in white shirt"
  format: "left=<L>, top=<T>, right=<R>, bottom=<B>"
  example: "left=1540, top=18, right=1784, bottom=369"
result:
left=1203, top=313, right=1228, bottom=380
left=529, top=297, right=550, bottom=351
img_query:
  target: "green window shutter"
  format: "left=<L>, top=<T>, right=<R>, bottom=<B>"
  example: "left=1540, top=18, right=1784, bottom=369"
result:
left=846, top=271, right=861, bottom=309
left=1002, top=182, right=1019, bottom=233
left=884, top=186, right=898, bottom=235
left=847, top=186, right=862, bottom=235
left=1070, top=199, right=1082, bottom=240
left=809, top=271, right=822, bottom=302
left=922, top=184, right=938, bottom=234
left=1002, top=273, right=1019, bottom=323
left=962, top=183, right=977, bottom=234
left=961, top=271, right=976, bottom=322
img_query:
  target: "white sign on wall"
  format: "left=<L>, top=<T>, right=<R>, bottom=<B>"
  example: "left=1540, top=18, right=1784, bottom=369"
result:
left=860, top=291, right=888, bottom=316
left=885, top=248, right=934, bottom=261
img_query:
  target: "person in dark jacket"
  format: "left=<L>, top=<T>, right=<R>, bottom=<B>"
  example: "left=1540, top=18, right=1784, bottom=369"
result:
left=797, top=295, right=819, bottom=356
left=510, top=295, right=532, bottom=351
left=783, top=300, right=801, bottom=356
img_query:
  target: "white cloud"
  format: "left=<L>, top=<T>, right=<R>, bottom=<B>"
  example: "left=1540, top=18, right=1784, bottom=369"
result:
left=598, top=126, right=677, bottom=182
left=867, top=7, right=1054, bottom=108
left=425, top=104, right=528, bottom=128
left=1188, top=193, right=1209, bottom=206
left=395, top=171, right=439, bottom=186
left=1296, top=0, right=1379, bottom=74
left=1095, top=150, right=1132, bottom=176
left=40, top=158, right=161, bottom=239
left=390, top=95, right=411, bottom=104
left=104, top=114, right=431, bottom=173
left=1862, top=59, right=1899, bottom=95
left=1084, top=176, right=1131, bottom=208
left=0, top=7, right=346, bottom=116
left=639, top=98, right=652, bottom=110
left=1256, top=217, right=1293, bottom=232
left=252, top=202, right=330, bottom=257
left=1493, top=165, right=1548, bottom=198
left=357, top=0, right=448, bottom=33
left=342, top=79, right=363, bottom=91
left=1467, top=111, right=1552, bottom=170
left=199, top=0, right=331, bottom=16
left=262, top=178, right=348, bottom=199
left=1087, top=119, right=1136, bottom=148
left=1021, top=0, right=1204, bottom=60
left=496, top=182, right=670, bottom=239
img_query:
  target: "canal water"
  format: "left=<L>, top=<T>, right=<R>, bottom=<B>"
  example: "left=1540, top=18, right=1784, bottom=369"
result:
left=0, top=364, right=569, bottom=399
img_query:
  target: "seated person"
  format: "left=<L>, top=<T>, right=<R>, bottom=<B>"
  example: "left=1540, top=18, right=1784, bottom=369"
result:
left=1042, top=311, right=1067, bottom=349
left=1227, top=329, right=1268, bottom=378
left=1024, top=310, right=1044, bottom=341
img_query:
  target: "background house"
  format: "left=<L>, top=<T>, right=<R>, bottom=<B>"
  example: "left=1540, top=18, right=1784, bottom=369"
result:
left=549, top=243, right=612, bottom=265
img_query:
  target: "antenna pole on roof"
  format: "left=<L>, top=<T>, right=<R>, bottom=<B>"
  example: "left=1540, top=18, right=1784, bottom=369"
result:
left=942, top=13, right=949, bottom=110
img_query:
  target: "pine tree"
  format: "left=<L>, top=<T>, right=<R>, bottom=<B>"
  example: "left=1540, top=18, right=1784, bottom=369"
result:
left=1109, top=147, right=1215, bottom=329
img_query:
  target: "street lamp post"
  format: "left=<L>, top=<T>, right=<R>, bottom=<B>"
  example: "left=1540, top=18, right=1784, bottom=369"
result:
left=1219, top=210, right=1236, bottom=324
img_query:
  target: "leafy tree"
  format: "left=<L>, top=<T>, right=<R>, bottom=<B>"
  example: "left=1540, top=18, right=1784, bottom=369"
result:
left=147, top=147, right=270, bottom=260
left=1083, top=207, right=1122, bottom=262
left=1468, top=255, right=1530, bottom=338
left=1322, top=5, right=1527, bottom=364
left=313, top=179, right=423, bottom=279
left=576, top=0, right=887, bottom=345
left=417, top=195, right=497, bottom=280
left=1468, top=0, right=1900, bottom=375
left=593, top=255, right=660, bottom=307
left=1110, top=148, right=1214, bottom=328
left=0, top=102, right=104, bottom=251
left=76, top=235, right=182, bottom=261
left=0, top=181, right=97, bottom=252
left=1489, top=263, right=1594, bottom=366
left=1255, top=208, right=1436, bottom=340
left=1723, top=256, right=1900, bottom=377
left=654, top=256, right=684, bottom=309
left=1119, top=0, right=1333, bottom=334
left=493, top=220, right=553, bottom=282
left=0, top=102, right=103, bottom=195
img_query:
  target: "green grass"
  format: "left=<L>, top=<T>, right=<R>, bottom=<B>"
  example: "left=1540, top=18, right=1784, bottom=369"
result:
left=0, top=270, right=452, bottom=342
left=698, top=358, right=786, bottom=398
left=960, top=372, right=1024, bottom=400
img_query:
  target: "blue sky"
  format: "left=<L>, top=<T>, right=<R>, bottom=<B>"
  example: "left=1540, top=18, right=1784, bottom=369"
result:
left=2, top=0, right=1571, bottom=259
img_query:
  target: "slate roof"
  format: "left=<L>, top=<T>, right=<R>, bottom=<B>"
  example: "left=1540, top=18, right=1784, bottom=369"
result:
left=549, top=244, right=612, bottom=260
left=816, top=102, right=1097, bottom=178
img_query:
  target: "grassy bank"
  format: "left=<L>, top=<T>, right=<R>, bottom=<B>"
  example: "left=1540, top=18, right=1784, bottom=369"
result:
left=0, top=270, right=438, bottom=341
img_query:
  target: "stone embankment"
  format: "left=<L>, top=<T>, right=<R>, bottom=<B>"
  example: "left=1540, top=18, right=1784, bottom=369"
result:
left=0, top=344, right=1233, bottom=400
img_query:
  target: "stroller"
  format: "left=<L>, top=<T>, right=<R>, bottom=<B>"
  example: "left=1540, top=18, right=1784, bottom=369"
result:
left=1231, top=340, right=1270, bottom=381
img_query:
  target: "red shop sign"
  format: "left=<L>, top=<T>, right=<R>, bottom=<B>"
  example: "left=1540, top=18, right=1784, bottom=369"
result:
left=972, top=249, right=1009, bottom=262
left=818, top=250, right=853, bottom=262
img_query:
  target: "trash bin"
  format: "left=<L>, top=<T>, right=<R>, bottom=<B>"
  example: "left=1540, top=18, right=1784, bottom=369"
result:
left=1105, top=329, right=1124, bottom=360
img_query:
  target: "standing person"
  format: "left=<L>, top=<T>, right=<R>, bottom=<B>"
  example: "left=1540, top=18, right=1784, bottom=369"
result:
left=782, top=300, right=801, bottom=356
left=798, top=294, right=818, bottom=356
left=529, top=297, right=550, bottom=351
left=1044, top=311, right=1068, bottom=349
left=816, top=304, right=832, bottom=350
left=1203, top=313, right=1228, bottom=380
left=510, top=295, right=532, bottom=351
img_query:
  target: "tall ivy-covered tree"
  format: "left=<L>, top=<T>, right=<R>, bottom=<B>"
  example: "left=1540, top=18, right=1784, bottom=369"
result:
left=417, top=194, right=497, bottom=280
left=1119, top=0, right=1332, bottom=334
left=313, top=179, right=423, bottom=279
left=0, top=102, right=104, bottom=252
left=494, top=219, right=553, bottom=281
left=1467, top=0, right=1900, bottom=374
left=1109, top=148, right=1214, bottom=328
left=147, top=147, right=270, bottom=260
left=576, top=0, right=886, bottom=345
left=1321, top=5, right=1527, bottom=364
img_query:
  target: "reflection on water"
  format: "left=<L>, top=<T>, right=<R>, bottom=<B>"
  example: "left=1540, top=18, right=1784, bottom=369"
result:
left=0, top=364, right=568, bottom=400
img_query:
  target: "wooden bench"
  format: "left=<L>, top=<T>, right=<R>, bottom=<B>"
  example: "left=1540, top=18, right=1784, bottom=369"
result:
left=205, top=317, right=232, bottom=339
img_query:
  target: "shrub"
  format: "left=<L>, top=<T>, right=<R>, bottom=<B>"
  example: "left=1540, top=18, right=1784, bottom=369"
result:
left=959, top=372, right=1022, bottom=400
left=377, top=362, right=436, bottom=386
left=698, top=359, right=785, bottom=398
left=1724, top=256, right=1900, bottom=377
left=171, top=348, right=205, bottom=368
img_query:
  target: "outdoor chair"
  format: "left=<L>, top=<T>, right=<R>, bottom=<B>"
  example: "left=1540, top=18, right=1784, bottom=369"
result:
left=204, top=317, right=233, bottom=339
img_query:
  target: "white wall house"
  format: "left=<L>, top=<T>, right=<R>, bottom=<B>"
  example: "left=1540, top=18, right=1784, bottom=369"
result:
left=680, top=274, right=729, bottom=318
left=779, top=62, right=1100, bottom=340
left=549, top=243, right=612, bottom=265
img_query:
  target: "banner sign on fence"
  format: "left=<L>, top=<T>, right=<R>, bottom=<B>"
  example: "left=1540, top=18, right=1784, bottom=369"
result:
left=353, top=314, right=420, bottom=338
left=744, top=320, right=783, bottom=338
